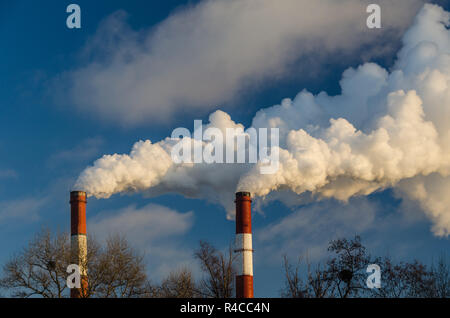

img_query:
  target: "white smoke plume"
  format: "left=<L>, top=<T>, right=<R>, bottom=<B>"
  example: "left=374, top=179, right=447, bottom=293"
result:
left=61, top=0, right=424, bottom=125
left=76, top=4, right=450, bottom=236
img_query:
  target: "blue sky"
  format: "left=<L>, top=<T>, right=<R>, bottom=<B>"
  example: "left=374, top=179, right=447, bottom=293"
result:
left=0, top=0, right=449, bottom=297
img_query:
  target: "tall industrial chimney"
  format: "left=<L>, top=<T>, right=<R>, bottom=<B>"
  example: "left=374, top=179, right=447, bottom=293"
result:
left=70, top=191, right=88, bottom=298
left=235, top=191, right=254, bottom=298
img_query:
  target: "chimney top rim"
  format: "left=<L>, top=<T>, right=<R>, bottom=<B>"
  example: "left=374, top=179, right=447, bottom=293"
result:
left=70, top=190, right=87, bottom=196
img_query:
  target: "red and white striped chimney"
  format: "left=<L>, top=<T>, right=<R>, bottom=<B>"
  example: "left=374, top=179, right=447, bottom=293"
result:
left=70, top=191, right=88, bottom=298
left=235, top=191, right=254, bottom=298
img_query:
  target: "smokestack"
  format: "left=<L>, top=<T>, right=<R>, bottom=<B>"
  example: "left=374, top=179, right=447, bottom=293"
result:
left=70, top=191, right=88, bottom=298
left=235, top=191, right=254, bottom=298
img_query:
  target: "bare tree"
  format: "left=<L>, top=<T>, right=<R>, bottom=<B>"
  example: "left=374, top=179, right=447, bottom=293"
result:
left=307, top=262, right=336, bottom=298
left=0, top=228, right=151, bottom=298
left=370, top=255, right=450, bottom=298
left=151, top=268, right=199, bottom=298
left=194, top=240, right=236, bottom=298
left=0, top=229, right=70, bottom=298
left=281, top=255, right=322, bottom=298
left=282, top=236, right=449, bottom=298
left=281, top=255, right=306, bottom=298
left=88, top=234, right=150, bottom=298
left=282, top=236, right=373, bottom=298
left=369, top=257, right=436, bottom=298
left=326, top=235, right=372, bottom=298
left=281, top=255, right=336, bottom=298
left=430, top=254, right=450, bottom=298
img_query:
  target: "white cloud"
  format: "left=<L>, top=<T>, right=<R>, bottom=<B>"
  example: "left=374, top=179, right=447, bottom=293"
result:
left=89, top=203, right=196, bottom=279
left=0, top=169, right=17, bottom=179
left=47, top=137, right=104, bottom=168
left=255, top=198, right=377, bottom=263
left=59, top=0, right=423, bottom=125
left=0, top=197, right=48, bottom=223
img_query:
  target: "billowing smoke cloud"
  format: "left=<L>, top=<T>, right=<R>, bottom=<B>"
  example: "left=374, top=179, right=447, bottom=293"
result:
left=76, top=4, right=450, bottom=236
left=75, top=111, right=251, bottom=213
left=60, top=0, right=424, bottom=125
